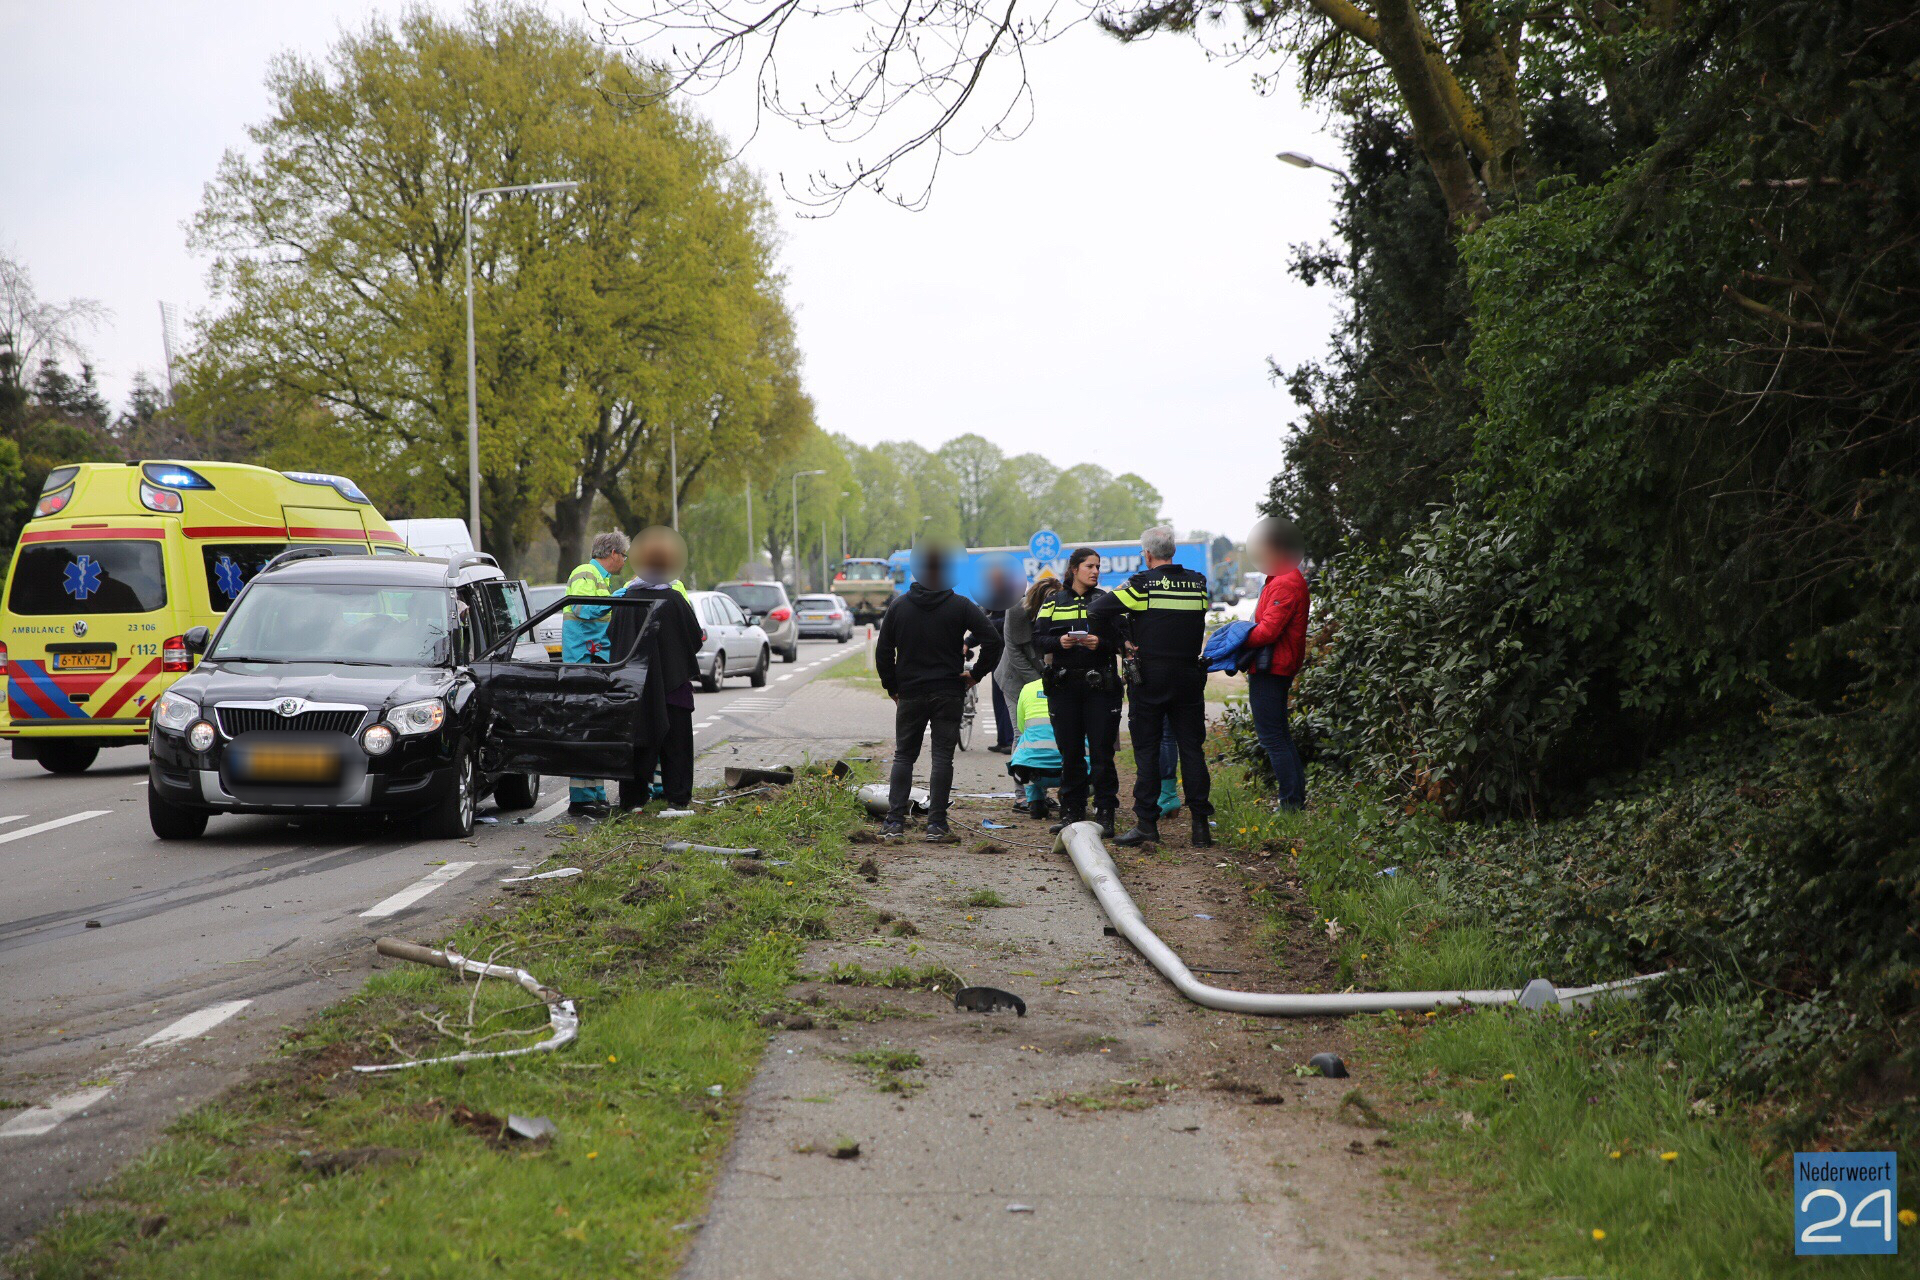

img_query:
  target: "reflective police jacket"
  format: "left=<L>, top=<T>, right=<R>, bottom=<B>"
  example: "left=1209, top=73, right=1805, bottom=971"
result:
left=1090, top=563, right=1209, bottom=662
left=1033, top=584, right=1121, bottom=674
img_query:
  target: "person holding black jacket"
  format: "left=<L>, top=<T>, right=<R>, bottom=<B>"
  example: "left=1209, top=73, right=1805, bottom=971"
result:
left=1034, top=546, right=1124, bottom=836
left=609, top=527, right=703, bottom=814
left=874, top=545, right=1003, bottom=842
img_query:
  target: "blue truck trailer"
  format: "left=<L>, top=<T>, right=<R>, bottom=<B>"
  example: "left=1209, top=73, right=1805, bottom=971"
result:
left=885, top=535, right=1212, bottom=603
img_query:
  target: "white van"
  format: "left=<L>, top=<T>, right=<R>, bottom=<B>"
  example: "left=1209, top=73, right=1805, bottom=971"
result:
left=389, top=518, right=473, bottom=561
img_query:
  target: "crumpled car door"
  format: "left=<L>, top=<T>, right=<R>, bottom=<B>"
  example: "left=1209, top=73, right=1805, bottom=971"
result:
left=468, top=596, right=662, bottom=780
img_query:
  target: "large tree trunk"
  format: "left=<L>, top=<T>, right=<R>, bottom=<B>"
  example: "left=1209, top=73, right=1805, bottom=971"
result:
left=1372, top=0, right=1492, bottom=227
left=549, top=487, right=594, bottom=575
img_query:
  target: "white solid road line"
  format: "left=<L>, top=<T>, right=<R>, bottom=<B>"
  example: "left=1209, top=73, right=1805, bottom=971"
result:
left=532, top=796, right=571, bottom=823
left=0, top=815, right=22, bottom=826
left=139, top=999, right=252, bottom=1049
left=1, top=998, right=256, bottom=1140
left=359, top=861, right=476, bottom=919
left=0, top=810, right=110, bottom=849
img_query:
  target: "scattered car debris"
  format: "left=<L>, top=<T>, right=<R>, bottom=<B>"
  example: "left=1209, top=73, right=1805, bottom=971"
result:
left=499, top=866, right=582, bottom=883
left=953, top=986, right=1027, bottom=1016
left=84, top=919, right=102, bottom=929
left=829, top=1138, right=861, bottom=1159
left=507, top=1114, right=558, bottom=1143
left=858, top=782, right=926, bottom=816
left=663, top=840, right=763, bottom=860
left=1006, top=1203, right=1035, bottom=1213
left=354, top=938, right=578, bottom=1073
left=725, top=766, right=794, bottom=788
left=1307, top=1052, right=1349, bottom=1078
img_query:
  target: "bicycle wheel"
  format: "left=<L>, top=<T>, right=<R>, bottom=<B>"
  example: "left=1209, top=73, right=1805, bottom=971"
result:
left=958, top=685, right=977, bottom=751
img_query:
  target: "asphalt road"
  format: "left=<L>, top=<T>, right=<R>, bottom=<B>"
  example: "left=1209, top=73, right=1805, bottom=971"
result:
left=0, top=635, right=861, bottom=1246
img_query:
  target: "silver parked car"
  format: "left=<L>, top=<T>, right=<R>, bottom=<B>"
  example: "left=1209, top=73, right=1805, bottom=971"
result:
left=526, top=583, right=567, bottom=660
left=793, top=593, right=855, bottom=642
left=688, top=590, right=771, bottom=690
left=717, top=580, right=799, bottom=662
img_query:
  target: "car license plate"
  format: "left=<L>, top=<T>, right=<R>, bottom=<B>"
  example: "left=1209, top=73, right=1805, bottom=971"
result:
left=234, top=742, right=342, bottom=784
left=52, top=652, right=113, bottom=671
left=801, top=613, right=826, bottom=621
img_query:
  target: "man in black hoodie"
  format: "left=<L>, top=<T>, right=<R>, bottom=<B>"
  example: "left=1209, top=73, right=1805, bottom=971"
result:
left=874, top=545, right=1002, bottom=841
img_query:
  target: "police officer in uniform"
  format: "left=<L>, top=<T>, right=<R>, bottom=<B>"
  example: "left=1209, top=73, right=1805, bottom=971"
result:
left=1034, top=546, right=1124, bottom=837
left=1091, top=526, right=1213, bottom=847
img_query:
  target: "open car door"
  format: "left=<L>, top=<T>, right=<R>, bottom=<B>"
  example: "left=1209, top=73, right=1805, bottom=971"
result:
left=468, top=595, right=663, bottom=780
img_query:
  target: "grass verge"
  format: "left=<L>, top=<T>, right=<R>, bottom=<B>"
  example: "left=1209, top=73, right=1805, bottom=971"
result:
left=1203, top=750, right=1915, bottom=1277
left=822, top=644, right=883, bottom=694
left=19, top=774, right=867, bottom=1280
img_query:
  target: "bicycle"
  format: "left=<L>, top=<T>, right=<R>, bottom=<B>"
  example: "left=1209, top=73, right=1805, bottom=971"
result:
left=958, top=679, right=978, bottom=751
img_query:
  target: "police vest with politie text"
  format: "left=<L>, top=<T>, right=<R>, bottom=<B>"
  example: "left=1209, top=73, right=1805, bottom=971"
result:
left=1092, top=562, right=1211, bottom=665
left=1035, top=585, right=1123, bottom=689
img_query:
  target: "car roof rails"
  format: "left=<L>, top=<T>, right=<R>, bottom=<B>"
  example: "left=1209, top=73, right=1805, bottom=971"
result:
left=445, top=550, right=502, bottom=585
left=261, top=546, right=354, bottom=574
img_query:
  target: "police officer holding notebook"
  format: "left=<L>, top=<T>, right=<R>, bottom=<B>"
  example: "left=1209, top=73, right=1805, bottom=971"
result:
left=1091, top=525, right=1213, bottom=847
left=1033, top=546, right=1124, bottom=836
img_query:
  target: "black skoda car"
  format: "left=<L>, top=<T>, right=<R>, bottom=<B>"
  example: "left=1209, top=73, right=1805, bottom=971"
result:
left=146, top=551, right=660, bottom=840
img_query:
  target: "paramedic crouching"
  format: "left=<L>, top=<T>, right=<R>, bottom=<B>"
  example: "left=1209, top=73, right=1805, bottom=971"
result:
left=1091, top=526, right=1213, bottom=847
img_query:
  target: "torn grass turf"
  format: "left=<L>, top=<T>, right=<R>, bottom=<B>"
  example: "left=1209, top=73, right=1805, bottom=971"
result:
left=20, top=774, right=867, bottom=1280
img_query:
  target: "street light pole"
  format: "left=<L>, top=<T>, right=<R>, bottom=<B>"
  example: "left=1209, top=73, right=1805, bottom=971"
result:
left=463, top=179, right=580, bottom=551
left=1274, top=150, right=1353, bottom=185
left=669, top=424, right=679, bottom=531
left=791, top=469, right=826, bottom=591
left=744, top=482, right=754, bottom=573
left=839, top=491, right=850, bottom=561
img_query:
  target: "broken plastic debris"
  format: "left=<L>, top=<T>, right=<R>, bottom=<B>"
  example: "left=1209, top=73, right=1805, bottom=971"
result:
left=1307, top=1052, right=1349, bottom=1079
left=1376, top=866, right=1400, bottom=877
left=476, top=815, right=499, bottom=824
left=658, top=809, right=696, bottom=819
left=954, top=986, right=1027, bottom=1016
left=706, top=1084, right=725, bottom=1097
left=980, top=820, right=1011, bottom=829
left=1006, top=1203, right=1035, bottom=1213
left=506, top=1114, right=557, bottom=1142
left=1193, top=913, right=1213, bottom=920
left=499, top=867, right=582, bottom=883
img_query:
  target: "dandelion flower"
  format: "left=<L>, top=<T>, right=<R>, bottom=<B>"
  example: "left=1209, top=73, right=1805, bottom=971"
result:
left=1359, top=953, right=1369, bottom=960
left=1608, top=1151, right=1622, bottom=1160
left=1900, top=1208, right=1917, bottom=1227
left=1501, top=1073, right=1516, bottom=1082
left=1424, top=1011, right=1438, bottom=1019
left=1591, top=1228, right=1607, bottom=1242
left=607, top=1054, right=618, bottom=1064
left=587, top=1152, right=599, bottom=1160
left=1659, top=1151, right=1678, bottom=1162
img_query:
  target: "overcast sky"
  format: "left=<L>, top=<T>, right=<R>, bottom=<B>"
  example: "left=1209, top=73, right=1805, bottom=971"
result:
left=0, top=1, right=1343, bottom=542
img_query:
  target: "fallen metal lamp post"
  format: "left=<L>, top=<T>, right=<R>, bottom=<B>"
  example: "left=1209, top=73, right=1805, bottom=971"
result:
left=1053, top=822, right=1671, bottom=1016
left=354, top=937, right=579, bottom=1073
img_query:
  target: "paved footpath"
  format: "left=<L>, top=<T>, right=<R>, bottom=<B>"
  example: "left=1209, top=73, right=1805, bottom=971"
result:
left=682, top=678, right=1441, bottom=1280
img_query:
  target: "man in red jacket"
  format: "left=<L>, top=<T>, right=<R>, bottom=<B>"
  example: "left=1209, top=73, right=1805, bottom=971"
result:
left=1242, top=517, right=1310, bottom=808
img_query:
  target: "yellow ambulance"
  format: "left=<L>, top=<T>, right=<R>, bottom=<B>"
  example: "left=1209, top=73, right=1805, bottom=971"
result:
left=2, top=461, right=408, bottom=773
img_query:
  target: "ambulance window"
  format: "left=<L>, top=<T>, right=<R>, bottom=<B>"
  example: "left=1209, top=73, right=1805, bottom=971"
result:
left=7, top=541, right=168, bottom=615
left=201, top=544, right=299, bottom=612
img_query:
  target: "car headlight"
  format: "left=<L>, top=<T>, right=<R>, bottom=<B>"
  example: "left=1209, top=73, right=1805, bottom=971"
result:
left=154, top=691, right=200, bottom=733
left=386, top=698, right=446, bottom=736
left=187, top=721, right=217, bottom=752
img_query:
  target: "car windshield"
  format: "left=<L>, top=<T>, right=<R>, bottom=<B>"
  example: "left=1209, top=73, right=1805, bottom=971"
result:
left=719, top=583, right=784, bottom=614
left=797, top=596, right=836, bottom=609
left=210, top=583, right=453, bottom=666
left=841, top=562, right=890, bottom=581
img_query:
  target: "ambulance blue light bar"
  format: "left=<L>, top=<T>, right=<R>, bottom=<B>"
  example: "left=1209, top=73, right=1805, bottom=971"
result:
left=141, top=462, right=215, bottom=490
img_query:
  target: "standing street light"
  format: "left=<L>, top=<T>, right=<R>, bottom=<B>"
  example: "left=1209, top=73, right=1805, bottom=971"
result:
left=791, top=469, right=826, bottom=591
left=464, top=179, right=580, bottom=551
left=839, top=491, right=850, bottom=561
left=744, top=481, right=755, bottom=573
left=1275, top=150, right=1353, bottom=185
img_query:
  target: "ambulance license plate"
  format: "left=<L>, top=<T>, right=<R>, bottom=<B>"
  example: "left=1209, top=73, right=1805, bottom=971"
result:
left=52, top=652, right=113, bottom=671
left=232, top=742, right=343, bottom=784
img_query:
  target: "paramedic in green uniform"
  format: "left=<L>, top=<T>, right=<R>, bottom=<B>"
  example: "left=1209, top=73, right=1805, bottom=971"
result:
left=563, top=529, right=628, bottom=815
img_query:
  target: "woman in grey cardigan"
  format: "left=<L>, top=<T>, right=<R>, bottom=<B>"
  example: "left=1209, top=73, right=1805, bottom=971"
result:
left=995, top=574, right=1054, bottom=713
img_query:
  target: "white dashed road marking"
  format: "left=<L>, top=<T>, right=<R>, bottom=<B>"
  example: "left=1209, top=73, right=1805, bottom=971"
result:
left=0, top=810, right=111, bottom=849
left=0, top=815, right=23, bottom=827
left=532, top=797, right=571, bottom=823
left=359, top=861, right=476, bottom=919
left=139, top=999, right=252, bottom=1049
left=1, top=998, right=254, bottom=1140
